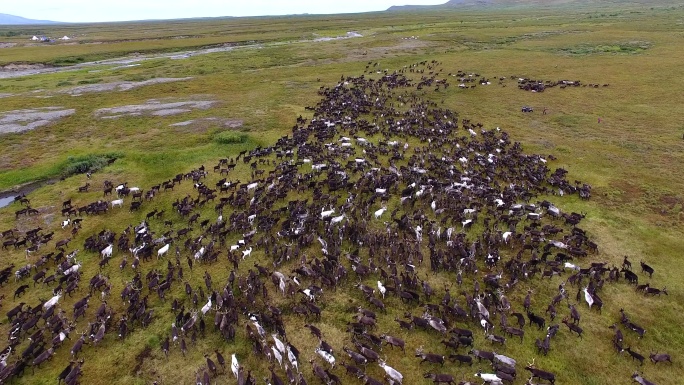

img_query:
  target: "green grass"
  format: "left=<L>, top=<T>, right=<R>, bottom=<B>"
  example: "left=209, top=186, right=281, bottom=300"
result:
left=1, top=3, right=684, bottom=385
left=212, top=131, right=249, bottom=144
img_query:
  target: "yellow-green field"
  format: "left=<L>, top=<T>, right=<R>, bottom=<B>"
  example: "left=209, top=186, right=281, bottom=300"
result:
left=0, top=3, right=683, bottom=385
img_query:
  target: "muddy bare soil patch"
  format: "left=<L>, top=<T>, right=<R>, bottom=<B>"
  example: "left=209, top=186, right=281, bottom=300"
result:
left=132, top=346, right=152, bottom=375
left=0, top=107, right=75, bottom=134
left=95, top=99, right=216, bottom=119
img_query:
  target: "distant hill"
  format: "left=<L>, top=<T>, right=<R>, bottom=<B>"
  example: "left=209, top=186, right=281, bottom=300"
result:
left=388, top=0, right=682, bottom=11
left=0, top=13, right=60, bottom=25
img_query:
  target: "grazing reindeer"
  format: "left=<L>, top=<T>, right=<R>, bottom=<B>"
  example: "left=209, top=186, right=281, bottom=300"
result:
left=423, top=372, right=456, bottom=385
left=380, top=334, right=405, bottom=352
left=624, top=321, right=646, bottom=339
left=640, top=261, right=654, bottom=278
left=535, top=337, right=550, bottom=356
left=562, top=317, right=583, bottom=338
left=415, top=346, right=445, bottom=366
left=527, top=311, right=545, bottom=330
left=649, top=352, right=672, bottom=364
left=632, top=372, right=656, bottom=385
left=644, top=286, right=667, bottom=296
left=609, top=324, right=623, bottom=351
left=448, top=353, right=473, bottom=366
left=525, top=359, right=555, bottom=384
left=623, top=347, right=645, bottom=365
left=635, top=283, right=649, bottom=293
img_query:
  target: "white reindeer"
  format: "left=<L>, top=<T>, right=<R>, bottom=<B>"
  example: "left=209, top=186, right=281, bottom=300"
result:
left=287, top=346, right=298, bottom=373
left=583, top=287, right=594, bottom=309
left=320, top=208, right=335, bottom=219
left=242, top=247, right=253, bottom=260
left=231, top=354, right=239, bottom=378
left=201, top=297, right=212, bottom=315
left=475, top=371, right=502, bottom=385
left=64, top=262, right=81, bottom=276
left=377, top=281, right=386, bottom=299
left=101, top=244, right=113, bottom=259
left=157, top=244, right=170, bottom=259
left=316, top=347, right=335, bottom=368
left=272, top=334, right=286, bottom=354
left=330, top=214, right=345, bottom=224
left=378, top=359, right=403, bottom=385
left=272, top=345, right=283, bottom=367
left=43, top=293, right=61, bottom=310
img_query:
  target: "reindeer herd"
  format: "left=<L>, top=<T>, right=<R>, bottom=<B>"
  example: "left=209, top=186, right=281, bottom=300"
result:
left=0, top=60, right=674, bottom=385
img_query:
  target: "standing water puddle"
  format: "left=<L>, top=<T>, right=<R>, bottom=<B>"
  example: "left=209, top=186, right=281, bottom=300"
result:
left=0, top=179, right=59, bottom=209
left=0, top=195, right=14, bottom=208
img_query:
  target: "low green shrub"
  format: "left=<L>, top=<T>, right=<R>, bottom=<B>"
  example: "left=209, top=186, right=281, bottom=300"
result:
left=213, top=131, right=248, bottom=144
left=61, top=153, right=122, bottom=177
left=76, top=78, right=103, bottom=85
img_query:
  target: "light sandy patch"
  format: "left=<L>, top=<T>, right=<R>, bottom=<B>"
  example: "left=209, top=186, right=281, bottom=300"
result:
left=152, top=108, right=192, bottom=116
left=170, top=120, right=195, bottom=127
left=169, top=118, right=244, bottom=134
left=58, top=77, right=193, bottom=96
left=0, top=107, right=76, bottom=134
left=95, top=100, right=216, bottom=119
left=223, top=119, right=243, bottom=128
left=170, top=117, right=243, bottom=129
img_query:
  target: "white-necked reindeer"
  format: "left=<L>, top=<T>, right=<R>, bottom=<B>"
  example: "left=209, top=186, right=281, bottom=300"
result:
left=474, top=370, right=502, bottom=385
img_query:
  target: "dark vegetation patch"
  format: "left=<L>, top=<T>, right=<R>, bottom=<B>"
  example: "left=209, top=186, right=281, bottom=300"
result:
left=552, top=114, right=583, bottom=128
left=212, top=131, right=249, bottom=144
left=132, top=346, right=152, bottom=375
left=599, top=180, right=684, bottom=220
left=60, top=152, right=121, bottom=177
left=555, top=41, right=652, bottom=55
left=76, top=78, right=103, bottom=85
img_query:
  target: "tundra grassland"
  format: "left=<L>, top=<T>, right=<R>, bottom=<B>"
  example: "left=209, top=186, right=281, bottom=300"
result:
left=0, top=4, right=683, bottom=385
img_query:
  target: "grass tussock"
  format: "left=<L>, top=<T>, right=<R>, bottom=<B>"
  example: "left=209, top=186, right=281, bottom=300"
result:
left=556, top=41, right=652, bottom=55
left=212, top=131, right=250, bottom=145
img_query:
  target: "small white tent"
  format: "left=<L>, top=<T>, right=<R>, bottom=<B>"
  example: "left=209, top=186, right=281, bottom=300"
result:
left=60, top=36, right=70, bottom=40
left=31, top=36, right=39, bottom=41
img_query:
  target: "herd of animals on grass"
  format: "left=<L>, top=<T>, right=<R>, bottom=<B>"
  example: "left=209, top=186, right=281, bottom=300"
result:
left=0, top=60, right=671, bottom=385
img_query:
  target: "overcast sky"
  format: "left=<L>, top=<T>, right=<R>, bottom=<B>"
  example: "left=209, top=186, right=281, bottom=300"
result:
left=4, top=1, right=446, bottom=23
